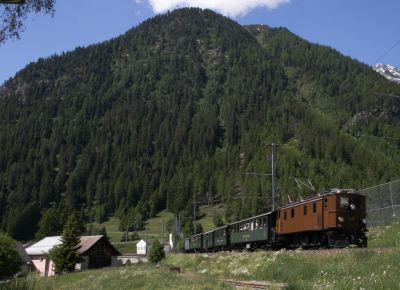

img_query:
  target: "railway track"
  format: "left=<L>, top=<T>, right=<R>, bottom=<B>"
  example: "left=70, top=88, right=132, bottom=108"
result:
left=224, top=279, right=288, bottom=289
left=173, top=269, right=288, bottom=289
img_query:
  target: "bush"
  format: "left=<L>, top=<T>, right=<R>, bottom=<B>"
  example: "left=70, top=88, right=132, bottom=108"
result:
left=131, top=232, right=140, bottom=241
left=0, top=233, right=22, bottom=280
left=148, top=239, right=165, bottom=264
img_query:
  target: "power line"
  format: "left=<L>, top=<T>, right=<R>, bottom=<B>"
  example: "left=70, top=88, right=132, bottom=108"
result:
left=373, top=38, right=400, bottom=64
left=373, top=92, right=400, bottom=99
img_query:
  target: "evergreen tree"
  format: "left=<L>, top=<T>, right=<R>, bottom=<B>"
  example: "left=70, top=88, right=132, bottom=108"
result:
left=35, top=207, right=63, bottom=240
left=148, top=239, right=165, bottom=264
left=49, top=215, right=83, bottom=274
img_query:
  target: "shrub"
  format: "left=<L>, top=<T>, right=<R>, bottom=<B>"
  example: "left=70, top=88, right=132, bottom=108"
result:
left=0, top=233, right=22, bottom=280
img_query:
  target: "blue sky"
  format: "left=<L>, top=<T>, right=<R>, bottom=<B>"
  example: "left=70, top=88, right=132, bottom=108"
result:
left=1, top=0, right=399, bottom=85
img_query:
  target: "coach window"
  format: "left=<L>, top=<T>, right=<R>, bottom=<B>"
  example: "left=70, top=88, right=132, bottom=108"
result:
left=313, top=202, right=317, bottom=213
left=284, top=211, right=287, bottom=220
left=291, top=208, right=295, bottom=218
left=304, top=205, right=307, bottom=215
left=324, top=198, right=328, bottom=208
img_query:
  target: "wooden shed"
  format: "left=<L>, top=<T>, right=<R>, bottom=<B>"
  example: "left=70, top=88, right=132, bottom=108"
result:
left=78, top=235, right=121, bottom=270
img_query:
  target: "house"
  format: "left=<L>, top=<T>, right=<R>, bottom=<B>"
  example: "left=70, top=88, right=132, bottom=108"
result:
left=136, top=239, right=172, bottom=256
left=136, top=239, right=151, bottom=255
left=25, top=235, right=121, bottom=277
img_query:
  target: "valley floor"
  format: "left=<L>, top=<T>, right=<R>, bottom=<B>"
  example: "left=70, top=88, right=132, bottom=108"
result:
left=3, top=247, right=399, bottom=290
left=3, top=223, right=400, bottom=290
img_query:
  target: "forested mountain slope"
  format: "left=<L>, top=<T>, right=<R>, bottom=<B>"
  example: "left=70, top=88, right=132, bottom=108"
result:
left=1, top=8, right=400, bottom=240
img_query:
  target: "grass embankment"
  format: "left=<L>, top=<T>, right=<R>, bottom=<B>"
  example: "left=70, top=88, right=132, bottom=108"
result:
left=0, top=264, right=229, bottom=290
left=368, top=222, right=400, bottom=248
left=164, top=249, right=400, bottom=289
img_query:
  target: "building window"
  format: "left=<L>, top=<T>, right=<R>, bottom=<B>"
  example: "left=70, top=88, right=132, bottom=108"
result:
left=313, top=202, right=317, bottom=213
left=291, top=208, right=294, bottom=218
left=304, top=205, right=307, bottom=215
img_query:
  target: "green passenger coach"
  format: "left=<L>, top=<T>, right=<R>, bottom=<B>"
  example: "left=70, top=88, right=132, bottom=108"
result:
left=230, top=212, right=274, bottom=249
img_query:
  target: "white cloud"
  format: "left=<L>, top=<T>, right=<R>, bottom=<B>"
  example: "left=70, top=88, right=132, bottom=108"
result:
left=147, top=0, right=289, bottom=17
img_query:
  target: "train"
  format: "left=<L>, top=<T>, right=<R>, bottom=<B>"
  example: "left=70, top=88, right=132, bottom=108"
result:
left=184, top=189, right=367, bottom=252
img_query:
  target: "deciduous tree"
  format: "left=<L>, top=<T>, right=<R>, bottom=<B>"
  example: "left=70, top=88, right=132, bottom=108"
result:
left=0, top=0, right=56, bottom=44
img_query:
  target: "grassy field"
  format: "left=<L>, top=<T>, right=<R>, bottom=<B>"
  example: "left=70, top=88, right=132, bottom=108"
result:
left=112, top=241, right=137, bottom=254
left=2, top=223, right=400, bottom=289
left=368, top=222, right=400, bottom=248
left=164, top=248, right=400, bottom=289
left=196, top=204, right=225, bottom=232
left=99, top=211, right=175, bottom=254
left=1, top=264, right=229, bottom=290
left=98, top=217, right=121, bottom=243
left=137, top=210, right=175, bottom=240
left=102, top=207, right=223, bottom=252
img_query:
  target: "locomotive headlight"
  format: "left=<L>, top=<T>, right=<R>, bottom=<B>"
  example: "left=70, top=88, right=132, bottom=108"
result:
left=338, top=216, right=344, bottom=223
left=362, top=218, right=367, bottom=224
left=350, top=204, right=356, bottom=210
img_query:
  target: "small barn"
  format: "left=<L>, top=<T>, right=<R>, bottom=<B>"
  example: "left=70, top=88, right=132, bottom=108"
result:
left=26, top=235, right=121, bottom=277
left=136, top=239, right=152, bottom=255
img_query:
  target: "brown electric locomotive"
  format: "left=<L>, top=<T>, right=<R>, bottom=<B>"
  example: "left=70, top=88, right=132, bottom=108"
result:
left=275, top=189, right=367, bottom=248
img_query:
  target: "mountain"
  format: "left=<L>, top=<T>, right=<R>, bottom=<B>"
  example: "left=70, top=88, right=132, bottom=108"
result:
left=373, top=64, right=400, bottom=84
left=1, top=8, right=400, bottom=241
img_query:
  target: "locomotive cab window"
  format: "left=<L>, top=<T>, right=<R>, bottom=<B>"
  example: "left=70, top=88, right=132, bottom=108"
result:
left=284, top=211, right=287, bottom=220
left=340, top=197, right=349, bottom=208
left=291, top=208, right=295, bottom=218
left=324, top=198, right=328, bottom=208
left=304, top=205, right=307, bottom=215
left=313, top=202, right=317, bottom=213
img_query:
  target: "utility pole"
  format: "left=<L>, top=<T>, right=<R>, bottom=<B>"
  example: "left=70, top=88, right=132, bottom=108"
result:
left=177, top=213, right=181, bottom=253
left=193, top=200, right=196, bottom=234
left=271, top=143, right=276, bottom=211
left=243, top=143, right=278, bottom=211
left=161, top=219, right=164, bottom=241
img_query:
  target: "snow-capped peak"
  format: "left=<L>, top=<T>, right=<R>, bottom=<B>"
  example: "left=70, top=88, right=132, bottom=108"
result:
left=373, top=63, right=400, bottom=84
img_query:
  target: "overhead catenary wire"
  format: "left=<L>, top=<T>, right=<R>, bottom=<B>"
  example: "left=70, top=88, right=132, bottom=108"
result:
left=373, top=38, right=400, bottom=64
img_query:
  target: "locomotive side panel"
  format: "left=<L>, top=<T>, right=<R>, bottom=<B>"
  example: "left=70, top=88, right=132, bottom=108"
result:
left=323, top=195, right=338, bottom=229
left=276, top=198, right=324, bottom=235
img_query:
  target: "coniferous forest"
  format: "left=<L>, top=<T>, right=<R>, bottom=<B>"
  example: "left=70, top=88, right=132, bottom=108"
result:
left=1, top=8, right=400, bottom=241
